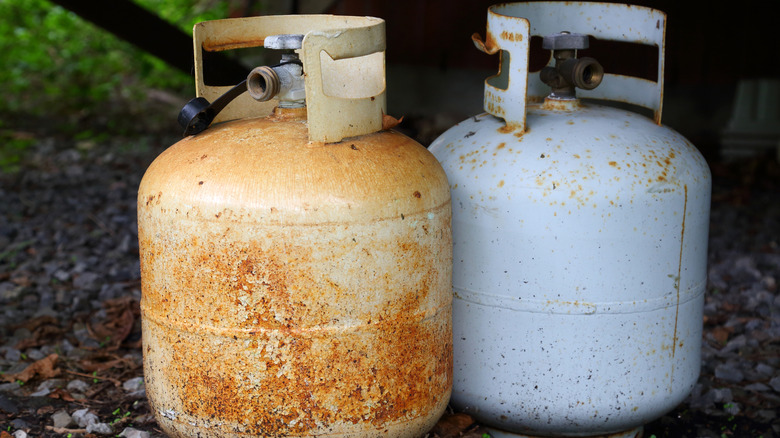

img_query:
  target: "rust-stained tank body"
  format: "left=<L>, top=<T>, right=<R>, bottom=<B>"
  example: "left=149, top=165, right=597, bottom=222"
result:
left=137, top=15, right=452, bottom=438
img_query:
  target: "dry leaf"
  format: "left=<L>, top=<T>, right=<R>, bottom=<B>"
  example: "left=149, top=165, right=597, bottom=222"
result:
left=382, top=113, right=404, bottom=130
left=430, top=412, right=475, bottom=437
left=710, top=326, right=733, bottom=345
left=88, top=296, right=139, bottom=349
left=1, top=353, right=60, bottom=383
left=48, top=388, right=76, bottom=402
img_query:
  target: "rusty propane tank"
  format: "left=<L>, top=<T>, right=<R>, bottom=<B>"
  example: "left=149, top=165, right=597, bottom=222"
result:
left=428, top=3, right=711, bottom=438
left=137, top=15, right=452, bottom=437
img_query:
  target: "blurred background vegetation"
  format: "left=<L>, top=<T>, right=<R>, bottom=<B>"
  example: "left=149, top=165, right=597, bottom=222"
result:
left=0, top=0, right=234, bottom=125
left=0, top=0, right=244, bottom=170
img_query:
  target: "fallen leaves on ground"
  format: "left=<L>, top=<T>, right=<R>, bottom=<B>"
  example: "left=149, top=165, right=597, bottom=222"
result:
left=87, top=296, right=140, bottom=350
left=1, top=353, right=60, bottom=383
left=430, top=412, right=492, bottom=437
left=12, top=315, right=66, bottom=350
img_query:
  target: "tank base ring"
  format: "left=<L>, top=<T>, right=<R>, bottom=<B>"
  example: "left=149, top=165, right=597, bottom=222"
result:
left=485, top=425, right=643, bottom=438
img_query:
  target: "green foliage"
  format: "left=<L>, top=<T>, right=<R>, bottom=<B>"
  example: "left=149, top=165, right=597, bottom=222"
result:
left=0, top=0, right=233, bottom=117
left=0, top=129, right=35, bottom=172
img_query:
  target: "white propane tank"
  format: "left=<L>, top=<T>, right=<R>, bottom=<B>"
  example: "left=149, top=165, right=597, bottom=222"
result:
left=428, top=3, right=711, bottom=438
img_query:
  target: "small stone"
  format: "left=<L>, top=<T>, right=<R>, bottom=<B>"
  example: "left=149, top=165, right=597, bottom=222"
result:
left=73, top=408, right=99, bottom=428
left=714, top=362, right=744, bottom=383
left=51, top=409, right=75, bottom=428
left=53, top=269, right=71, bottom=282
left=718, top=334, right=747, bottom=355
left=66, top=379, right=91, bottom=394
left=711, top=387, right=733, bottom=404
left=13, top=431, right=27, bottom=438
left=0, top=382, right=21, bottom=393
left=0, top=393, right=19, bottom=414
left=127, top=388, right=146, bottom=400
left=73, top=271, right=101, bottom=291
left=118, top=427, right=151, bottom=438
left=36, top=379, right=67, bottom=392
left=756, top=409, right=777, bottom=422
left=10, top=419, right=29, bottom=429
left=122, top=376, right=145, bottom=392
left=769, top=376, right=780, bottom=393
left=744, top=382, right=771, bottom=392
left=723, top=402, right=740, bottom=415
left=3, top=347, right=21, bottom=362
left=30, top=387, right=51, bottom=397
left=86, top=422, right=114, bottom=435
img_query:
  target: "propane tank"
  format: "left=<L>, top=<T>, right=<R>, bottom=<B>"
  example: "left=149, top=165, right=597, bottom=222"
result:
left=137, top=15, right=452, bottom=437
left=428, top=3, right=710, bottom=438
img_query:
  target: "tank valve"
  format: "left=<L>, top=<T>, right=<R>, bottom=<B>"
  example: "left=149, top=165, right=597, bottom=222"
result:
left=539, top=31, right=603, bottom=99
left=178, top=34, right=305, bottom=136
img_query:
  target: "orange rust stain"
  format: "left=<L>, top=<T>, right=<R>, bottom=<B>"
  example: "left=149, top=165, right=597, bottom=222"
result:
left=484, top=31, right=498, bottom=54
left=139, top=216, right=452, bottom=435
left=671, top=185, right=688, bottom=360
left=137, top=117, right=453, bottom=436
left=486, top=102, right=505, bottom=116
left=497, top=180, right=505, bottom=188
left=413, top=190, right=422, bottom=199
left=498, top=125, right=515, bottom=134
left=608, top=161, right=617, bottom=167
left=472, top=32, right=499, bottom=55
left=496, top=142, right=506, bottom=150
left=201, top=38, right=266, bottom=52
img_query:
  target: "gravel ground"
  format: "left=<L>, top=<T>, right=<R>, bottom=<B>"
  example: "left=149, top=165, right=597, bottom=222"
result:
left=1, top=131, right=778, bottom=437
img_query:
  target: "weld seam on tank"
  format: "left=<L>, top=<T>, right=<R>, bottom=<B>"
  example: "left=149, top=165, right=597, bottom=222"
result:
left=453, top=282, right=705, bottom=314
left=152, top=200, right=451, bottom=226
left=141, top=304, right=452, bottom=338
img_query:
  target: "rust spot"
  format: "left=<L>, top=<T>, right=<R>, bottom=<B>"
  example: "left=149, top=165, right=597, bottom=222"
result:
left=413, top=191, right=422, bottom=199
left=201, top=37, right=266, bottom=52
left=350, top=144, right=359, bottom=150
left=498, top=125, right=515, bottom=134
left=472, top=32, right=499, bottom=55
left=497, top=180, right=505, bottom=188
left=608, top=161, right=617, bottom=167
left=198, top=181, right=204, bottom=185
left=496, top=143, right=506, bottom=150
